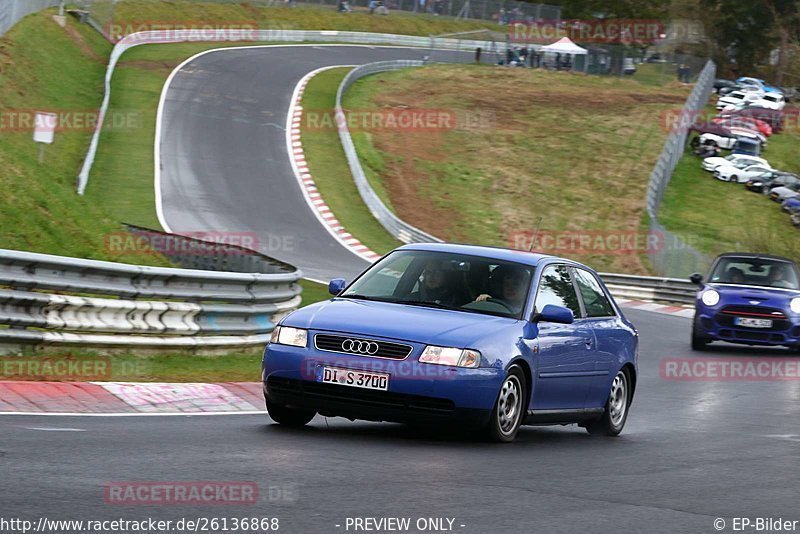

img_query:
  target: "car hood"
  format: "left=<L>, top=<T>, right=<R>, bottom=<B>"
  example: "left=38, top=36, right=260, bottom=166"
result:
left=703, top=157, right=730, bottom=167
left=708, top=283, right=800, bottom=304
left=282, top=298, right=521, bottom=346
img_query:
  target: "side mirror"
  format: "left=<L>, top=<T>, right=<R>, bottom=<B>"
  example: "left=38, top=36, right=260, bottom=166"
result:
left=689, top=273, right=704, bottom=285
left=532, top=304, right=574, bottom=324
left=328, top=278, right=347, bottom=296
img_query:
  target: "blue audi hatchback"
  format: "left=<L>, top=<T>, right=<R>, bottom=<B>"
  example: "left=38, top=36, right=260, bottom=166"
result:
left=263, top=244, right=638, bottom=442
left=690, top=253, right=800, bottom=351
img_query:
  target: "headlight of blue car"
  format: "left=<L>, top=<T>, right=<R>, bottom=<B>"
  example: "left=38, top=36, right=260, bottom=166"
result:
left=270, top=326, right=308, bottom=347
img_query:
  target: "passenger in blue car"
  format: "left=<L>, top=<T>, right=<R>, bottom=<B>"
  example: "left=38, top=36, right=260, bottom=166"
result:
left=411, top=260, right=462, bottom=306
left=768, top=264, right=795, bottom=289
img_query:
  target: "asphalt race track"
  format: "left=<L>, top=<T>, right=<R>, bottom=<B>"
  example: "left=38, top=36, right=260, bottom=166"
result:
left=2, top=310, right=800, bottom=533
left=159, top=45, right=470, bottom=282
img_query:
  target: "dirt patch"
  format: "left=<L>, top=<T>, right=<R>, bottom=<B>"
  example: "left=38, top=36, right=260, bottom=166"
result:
left=62, top=21, right=104, bottom=63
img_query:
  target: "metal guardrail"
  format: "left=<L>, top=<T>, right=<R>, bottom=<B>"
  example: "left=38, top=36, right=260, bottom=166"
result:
left=76, top=29, right=502, bottom=195
left=0, top=240, right=303, bottom=350
left=600, top=272, right=697, bottom=306
left=336, top=60, right=443, bottom=244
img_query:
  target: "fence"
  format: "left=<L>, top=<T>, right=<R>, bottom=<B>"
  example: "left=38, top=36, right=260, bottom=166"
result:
left=74, top=0, right=560, bottom=28
left=0, top=230, right=303, bottom=352
left=644, top=59, right=716, bottom=277
left=0, top=0, right=61, bottom=36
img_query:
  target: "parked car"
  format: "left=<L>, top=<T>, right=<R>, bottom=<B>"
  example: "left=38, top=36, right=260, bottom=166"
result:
left=692, top=130, right=764, bottom=156
left=690, top=253, right=800, bottom=351
left=724, top=107, right=785, bottom=132
left=781, top=197, right=800, bottom=213
left=770, top=183, right=800, bottom=202
left=714, top=79, right=738, bottom=93
left=736, top=77, right=783, bottom=94
left=753, top=93, right=785, bottom=111
left=744, top=171, right=800, bottom=193
left=714, top=163, right=773, bottom=183
left=262, top=244, right=639, bottom=441
left=702, top=154, right=769, bottom=172
left=716, top=90, right=763, bottom=111
left=712, top=115, right=772, bottom=137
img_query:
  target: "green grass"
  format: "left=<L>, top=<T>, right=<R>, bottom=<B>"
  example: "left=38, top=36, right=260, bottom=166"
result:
left=333, top=64, right=690, bottom=274
left=300, top=68, right=402, bottom=254
left=1, top=350, right=264, bottom=382
left=107, top=0, right=499, bottom=38
left=0, top=12, right=167, bottom=265
left=659, top=127, right=800, bottom=262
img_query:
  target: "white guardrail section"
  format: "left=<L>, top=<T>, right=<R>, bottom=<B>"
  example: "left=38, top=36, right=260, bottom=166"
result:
left=336, top=61, right=442, bottom=244
left=76, top=29, right=495, bottom=195
left=0, top=249, right=302, bottom=349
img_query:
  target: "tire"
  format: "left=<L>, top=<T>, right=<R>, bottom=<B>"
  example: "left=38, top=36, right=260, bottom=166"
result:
left=586, top=368, right=631, bottom=437
left=691, top=320, right=711, bottom=350
left=729, top=175, right=738, bottom=183
left=265, top=396, right=315, bottom=428
left=485, top=366, right=527, bottom=443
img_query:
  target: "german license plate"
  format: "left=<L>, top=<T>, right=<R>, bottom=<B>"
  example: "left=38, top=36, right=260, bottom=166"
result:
left=320, top=366, right=389, bottom=391
left=735, top=317, right=773, bottom=328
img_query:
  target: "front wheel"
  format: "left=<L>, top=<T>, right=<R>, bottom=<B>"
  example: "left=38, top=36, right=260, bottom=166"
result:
left=265, top=396, right=316, bottom=427
left=729, top=175, right=739, bottom=183
left=691, top=319, right=711, bottom=350
left=485, top=367, right=526, bottom=443
left=586, top=369, right=630, bottom=436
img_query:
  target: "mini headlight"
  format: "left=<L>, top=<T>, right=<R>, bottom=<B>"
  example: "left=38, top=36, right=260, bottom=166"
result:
left=791, top=298, right=800, bottom=314
left=419, top=346, right=481, bottom=368
left=701, top=289, right=720, bottom=306
left=270, top=326, right=308, bottom=347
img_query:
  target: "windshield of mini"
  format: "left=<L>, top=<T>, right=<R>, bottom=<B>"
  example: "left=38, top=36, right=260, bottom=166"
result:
left=709, top=257, right=800, bottom=289
left=341, top=250, right=534, bottom=319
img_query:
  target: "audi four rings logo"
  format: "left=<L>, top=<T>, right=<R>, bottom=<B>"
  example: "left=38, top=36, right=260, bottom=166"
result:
left=341, top=338, right=380, bottom=354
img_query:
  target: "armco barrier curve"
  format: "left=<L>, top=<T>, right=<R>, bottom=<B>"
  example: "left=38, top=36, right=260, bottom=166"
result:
left=77, top=29, right=501, bottom=195
left=336, top=60, right=443, bottom=244
left=0, top=246, right=302, bottom=352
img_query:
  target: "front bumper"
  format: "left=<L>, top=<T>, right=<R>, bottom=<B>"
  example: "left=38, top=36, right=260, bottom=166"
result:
left=262, top=338, right=503, bottom=426
left=696, top=308, right=800, bottom=347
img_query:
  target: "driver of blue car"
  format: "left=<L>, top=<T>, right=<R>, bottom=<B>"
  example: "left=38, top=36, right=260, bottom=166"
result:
left=473, top=265, right=529, bottom=314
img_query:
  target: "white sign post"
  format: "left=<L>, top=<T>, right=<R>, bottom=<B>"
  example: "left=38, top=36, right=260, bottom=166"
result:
left=33, top=112, right=57, bottom=163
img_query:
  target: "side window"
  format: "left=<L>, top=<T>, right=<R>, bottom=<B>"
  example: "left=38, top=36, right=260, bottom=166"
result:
left=535, top=265, right=581, bottom=317
left=574, top=269, right=616, bottom=317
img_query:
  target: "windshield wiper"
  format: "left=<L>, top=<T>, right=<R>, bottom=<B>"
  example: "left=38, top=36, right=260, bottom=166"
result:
left=338, top=294, right=384, bottom=301
left=392, top=299, right=459, bottom=311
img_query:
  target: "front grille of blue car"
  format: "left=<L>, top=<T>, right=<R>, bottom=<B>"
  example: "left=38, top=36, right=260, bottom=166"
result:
left=716, top=306, right=790, bottom=331
left=314, top=333, right=413, bottom=360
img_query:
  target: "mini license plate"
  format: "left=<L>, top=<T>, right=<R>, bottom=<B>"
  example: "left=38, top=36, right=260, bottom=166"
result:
left=320, top=366, right=389, bottom=391
left=734, top=317, right=773, bottom=328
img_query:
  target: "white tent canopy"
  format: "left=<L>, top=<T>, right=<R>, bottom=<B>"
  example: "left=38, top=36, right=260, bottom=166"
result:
left=539, top=37, right=588, bottom=55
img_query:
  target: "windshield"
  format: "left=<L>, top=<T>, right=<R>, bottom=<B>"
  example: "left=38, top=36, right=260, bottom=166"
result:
left=709, top=257, right=800, bottom=289
left=341, top=250, right=534, bottom=319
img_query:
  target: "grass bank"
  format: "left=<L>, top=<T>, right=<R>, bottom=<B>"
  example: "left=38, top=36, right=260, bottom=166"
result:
left=332, top=64, right=690, bottom=274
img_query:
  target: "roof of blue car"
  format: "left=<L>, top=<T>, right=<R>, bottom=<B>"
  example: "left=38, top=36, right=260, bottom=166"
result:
left=396, top=242, right=554, bottom=267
